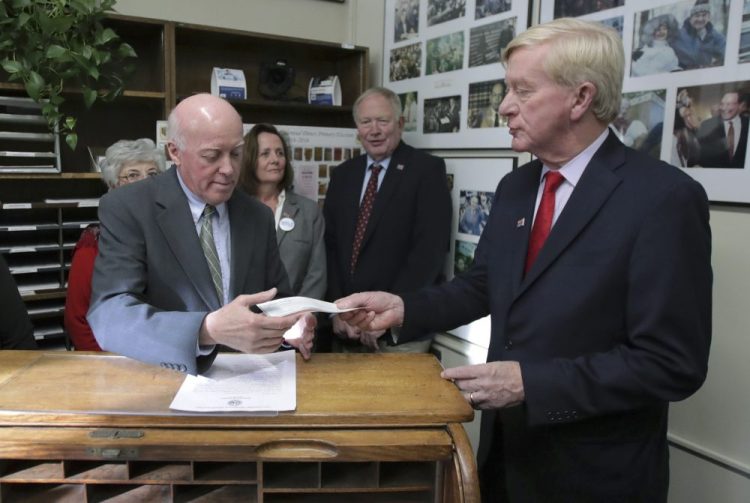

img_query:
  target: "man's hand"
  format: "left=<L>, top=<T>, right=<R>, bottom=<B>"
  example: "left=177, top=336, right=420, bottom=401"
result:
left=283, top=312, right=316, bottom=360
left=441, top=361, right=525, bottom=410
left=332, top=314, right=362, bottom=341
left=335, top=291, right=405, bottom=332
left=199, top=288, right=300, bottom=354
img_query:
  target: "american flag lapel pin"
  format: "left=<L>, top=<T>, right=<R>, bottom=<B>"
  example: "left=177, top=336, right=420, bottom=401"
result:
left=516, top=218, right=525, bottom=228
left=396, top=164, right=404, bottom=170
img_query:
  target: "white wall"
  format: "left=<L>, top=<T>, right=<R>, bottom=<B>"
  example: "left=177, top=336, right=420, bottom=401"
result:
left=114, top=0, right=750, bottom=497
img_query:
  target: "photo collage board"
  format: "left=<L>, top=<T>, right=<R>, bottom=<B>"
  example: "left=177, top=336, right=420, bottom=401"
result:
left=385, top=0, right=750, bottom=203
left=383, top=0, right=529, bottom=149
left=540, top=0, right=750, bottom=203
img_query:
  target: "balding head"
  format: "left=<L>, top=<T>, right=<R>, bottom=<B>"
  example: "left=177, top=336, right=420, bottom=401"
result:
left=166, top=94, right=245, bottom=205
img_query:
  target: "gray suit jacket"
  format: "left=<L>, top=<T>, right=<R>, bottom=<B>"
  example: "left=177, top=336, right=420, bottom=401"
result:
left=277, top=191, right=326, bottom=299
left=88, top=167, right=289, bottom=374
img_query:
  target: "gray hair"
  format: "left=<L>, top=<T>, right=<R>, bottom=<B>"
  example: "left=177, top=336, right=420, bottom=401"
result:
left=503, top=18, right=624, bottom=124
left=352, top=87, right=402, bottom=124
left=100, top=138, right=166, bottom=188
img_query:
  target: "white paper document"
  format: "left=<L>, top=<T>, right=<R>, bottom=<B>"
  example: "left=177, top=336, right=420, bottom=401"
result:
left=169, top=351, right=296, bottom=412
left=257, top=296, right=360, bottom=317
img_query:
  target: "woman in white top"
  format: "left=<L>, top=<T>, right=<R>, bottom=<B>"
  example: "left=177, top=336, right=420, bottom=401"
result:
left=631, top=14, right=680, bottom=77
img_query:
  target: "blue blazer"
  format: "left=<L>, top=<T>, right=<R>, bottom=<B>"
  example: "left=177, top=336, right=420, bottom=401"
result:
left=403, top=132, right=712, bottom=500
left=89, top=167, right=289, bottom=374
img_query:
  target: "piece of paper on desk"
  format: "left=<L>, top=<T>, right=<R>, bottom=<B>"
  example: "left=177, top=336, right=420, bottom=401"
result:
left=257, top=296, right=360, bottom=317
left=169, top=351, right=296, bottom=412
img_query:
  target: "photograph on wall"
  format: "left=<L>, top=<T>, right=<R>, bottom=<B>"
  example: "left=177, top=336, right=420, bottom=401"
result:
left=428, top=0, right=467, bottom=26
left=399, top=91, right=419, bottom=131
left=476, top=0, right=512, bottom=19
left=458, top=190, right=494, bottom=236
left=553, top=0, right=624, bottom=18
left=426, top=31, right=465, bottom=75
left=631, top=0, right=728, bottom=77
left=468, top=17, right=516, bottom=67
left=740, top=0, right=750, bottom=62
left=454, top=240, right=477, bottom=274
left=443, top=156, right=519, bottom=344
left=383, top=0, right=529, bottom=148
left=424, top=95, right=461, bottom=133
left=610, top=89, right=666, bottom=159
left=468, top=79, right=507, bottom=129
left=537, top=0, right=750, bottom=203
left=389, top=42, right=422, bottom=82
left=394, top=0, right=420, bottom=42
left=672, top=82, right=749, bottom=168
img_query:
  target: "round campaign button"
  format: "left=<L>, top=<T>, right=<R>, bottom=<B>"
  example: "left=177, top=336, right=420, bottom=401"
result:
left=279, top=217, right=295, bottom=232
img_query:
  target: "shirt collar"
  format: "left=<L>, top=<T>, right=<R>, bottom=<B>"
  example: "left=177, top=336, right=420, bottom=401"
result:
left=540, top=128, right=609, bottom=187
left=366, top=155, right=392, bottom=171
left=175, top=168, right=229, bottom=224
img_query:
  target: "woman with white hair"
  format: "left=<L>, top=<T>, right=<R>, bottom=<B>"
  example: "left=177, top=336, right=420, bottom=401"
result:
left=64, top=138, right=165, bottom=350
left=631, top=13, right=681, bottom=77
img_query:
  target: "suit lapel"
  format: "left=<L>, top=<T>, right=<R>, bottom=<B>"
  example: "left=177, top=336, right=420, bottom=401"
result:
left=155, top=168, right=219, bottom=310
left=517, top=133, right=624, bottom=296
left=509, top=161, right=544, bottom=296
left=276, top=195, right=300, bottom=246
left=361, top=142, right=407, bottom=246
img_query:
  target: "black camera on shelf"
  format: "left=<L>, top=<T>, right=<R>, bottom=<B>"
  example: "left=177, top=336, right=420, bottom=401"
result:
left=258, top=59, right=295, bottom=100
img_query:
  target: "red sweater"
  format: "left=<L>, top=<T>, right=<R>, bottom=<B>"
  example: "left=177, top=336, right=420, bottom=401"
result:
left=64, top=226, right=102, bottom=351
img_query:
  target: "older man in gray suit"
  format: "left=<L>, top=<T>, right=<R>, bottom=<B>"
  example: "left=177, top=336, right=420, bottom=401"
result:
left=88, top=94, right=315, bottom=375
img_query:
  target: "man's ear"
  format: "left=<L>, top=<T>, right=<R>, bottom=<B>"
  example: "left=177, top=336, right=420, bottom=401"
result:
left=570, top=81, right=597, bottom=122
left=166, top=141, right=181, bottom=166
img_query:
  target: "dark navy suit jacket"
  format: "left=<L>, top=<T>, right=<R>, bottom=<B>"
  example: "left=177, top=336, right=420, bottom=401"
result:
left=403, top=132, right=712, bottom=501
left=324, top=141, right=452, bottom=342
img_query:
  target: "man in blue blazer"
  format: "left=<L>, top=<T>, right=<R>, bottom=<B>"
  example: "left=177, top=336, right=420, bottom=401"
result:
left=337, top=19, right=712, bottom=502
left=88, top=94, right=315, bottom=375
left=323, top=87, right=452, bottom=352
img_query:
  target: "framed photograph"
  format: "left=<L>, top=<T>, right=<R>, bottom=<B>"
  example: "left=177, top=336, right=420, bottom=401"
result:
left=442, top=155, right=521, bottom=345
left=539, top=0, right=750, bottom=204
left=383, top=0, right=530, bottom=149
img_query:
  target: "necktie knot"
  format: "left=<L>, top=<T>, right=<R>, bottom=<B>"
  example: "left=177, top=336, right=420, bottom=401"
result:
left=202, top=204, right=216, bottom=219
left=370, top=164, right=382, bottom=178
left=543, top=171, right=565, bottom=194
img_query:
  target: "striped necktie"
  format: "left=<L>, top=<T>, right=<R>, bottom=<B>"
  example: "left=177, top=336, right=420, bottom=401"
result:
left=199, top=204, right=223, bottom=303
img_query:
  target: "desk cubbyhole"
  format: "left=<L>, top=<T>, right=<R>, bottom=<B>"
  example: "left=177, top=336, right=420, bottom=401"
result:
left=63, top=460, right=128, bottom=481
left=128, top=461, right=192, bottom=482
left=320, top=461, right=377, bottom=488
left=86, top=483, right=170, bottom=502
left=263, top=493, right=432, bottom=503
left=173, top=483, right=258, bottom=502
left=263, top=462, right=320, bottom=489
left=379, top=461, right=435, bottom=488
left=0, top=460, right=63, bottom=480
left=0, top=482, right=84, bottom=502
left=193, top=461, right=257, bottom=482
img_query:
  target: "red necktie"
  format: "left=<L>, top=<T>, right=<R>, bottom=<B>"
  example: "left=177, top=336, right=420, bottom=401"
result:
left=351, top=164, right=382, bottom=274
left=525, top=171, right=565, bottom=275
